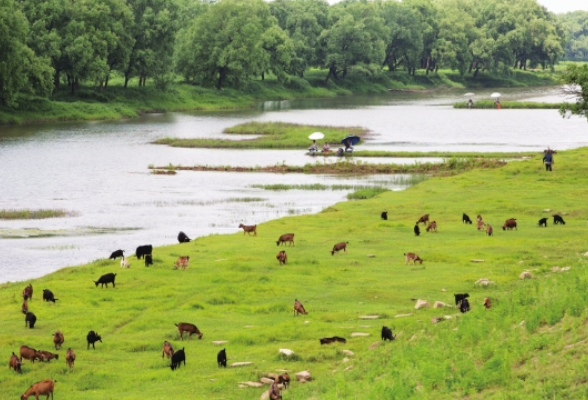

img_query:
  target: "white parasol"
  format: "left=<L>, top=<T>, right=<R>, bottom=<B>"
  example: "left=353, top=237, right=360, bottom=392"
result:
left=463, top=92, right=475, bottom=97
left=308, top=132, right=325, bottom=140
left=490, top=92, right=501, bottom=98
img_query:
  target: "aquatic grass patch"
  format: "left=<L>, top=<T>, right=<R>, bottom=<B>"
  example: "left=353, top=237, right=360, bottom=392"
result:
left=346, top=187, right=388, bottom=199
left=454, top=100, right=563, bottom=109
left=151, top=169, right=177, bottom=175
left=351, top=150, right=536, bottom=159
left=0, top=208, right=77, bottom=219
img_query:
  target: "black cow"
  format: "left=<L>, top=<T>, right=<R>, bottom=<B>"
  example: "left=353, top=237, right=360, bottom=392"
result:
left=454, top=293, right=469, bottom=306
left=25, top=312, right=37, bottom=328
left=462, top=213, right=473, bottom=224
left=136, top=245, right=153, bottom=259
left=553, top=215, right=565, bottom=225
left=414, top=225, right=420, bottom=237
left=381, top=326, right=396, bottom=341
left=145, top=255, right=153, bottom=267
left=217, top=348, right=227, bottom=368
left=381, top=211, right=388, bottom=220
left=459, top=298, right=471, bottom=313
left=87, top=331, right=102, bottom=349
left=109, top=250, right=124, bottom=260
left=178, top=231, right=191, bottom=243
left=94, top=273, right=116, bottom=288
left=171, top=348, right=186, bottom=370
left=538, top=217, right=547, bottom=227
left=42, top=289, right=58, bottom=303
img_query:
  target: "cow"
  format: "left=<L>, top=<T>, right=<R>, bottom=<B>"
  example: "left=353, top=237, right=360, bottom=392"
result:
left=173, top=256, right=189, bottom=270
left=23, top=284, right=33, bottom=301
left=484, top=297, right=492, bottom=309
left=53, top=331, right=64, bottom=350
left=136, top=244, right=153, bottom=259
left=162, top=341, right=174, bottom=359
left=294, top=299, right=307, bottom=316
left=178, top=231, right=191, bottom=243
left=170, top=348, right=186, bottom=370
left=381, top=211, right=388, bottom=220
left=486, top=224, right=493, bottom=236
left=109, top=249, right=124, bottom=260
left=477, top=219, right=485, bottom=231
left=460, top=298, right=471, bottom=313
left=319, top=337, right=346, bottom=345
left=416, top=214, right=429, bottom=225
left=269, top=381, right=282, bottom=400
left=174, top=323, right=203, bottom=340
left=25, top=312, right=37, bottom=329
left=476, top=214, right=483, bottom=222
left=217, top=348, right=227, bottom=368
left=20, top=346, right=42, bottom=363
left=87, top=331, right=102, bottom=349
left=276, top=250, right=287, bottom=265
left=404, top=252, right=423, bottom=265
left=275, top=373, right=290, bottom=389
left=145, top=254, right=153, bottom=267
left=454, top=293, right=469, bottom=306
left=65, top=348, right=75, bottom=371
left=276, top=233, right=295, bottom=246
left=502, top=218, right=517, bottom=231
left=120, top=257, right=130, bottom=268
left=42, top=289, right=58, bottom=303
left=381, top=326, right=396, bottom=341
left=538, top=217, right=548, bottom=227
left=94, top=273, right=116, bottom=288
left=38, top=351, right=59, bottom=362
left=414, top=225, right=420, bottom=236
left=331, top=241, right=348, bottom=255
left=22, top=300, right=28, bottom=315
left=462, top=213, right=472, bottom=224
left=426, top=221, right=437, bottom=232
left=238, top=224, right=257, bottom=236
left=9, top=352, right=22, bottom=373
left=553, top=215, right=565, bottom=225
left=20, top=379, right=55, bottom=400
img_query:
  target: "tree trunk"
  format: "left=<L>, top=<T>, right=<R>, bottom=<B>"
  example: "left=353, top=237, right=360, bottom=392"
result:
left=99, top=80, right=104, bottom=92
left=342, top=68, right=348, bottom=79
left=425, top=56, right=430, bottom=75
left=261, top=72, right=265, bottom=81
left=105, top=76, right=109, bottom=88
left=323, top=66, right=335, bottom=86
left=473, top=67, right=480, bottom=78
left=54, top=71, right=60, bottom=88
left=217, top=67, right=226, bottom=90
left=70, top=80, right=76, bottom=96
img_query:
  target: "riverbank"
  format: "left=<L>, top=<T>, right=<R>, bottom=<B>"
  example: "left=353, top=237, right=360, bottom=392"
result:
left=0, top=68, right=559, bottom=125
left=2, top=148, right=588, bottom=399
left=454, top=100, right=564, bottom=109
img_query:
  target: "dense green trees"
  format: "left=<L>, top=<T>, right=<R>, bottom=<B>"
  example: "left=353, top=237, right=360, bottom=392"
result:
left=560, top=11, right=588, bottom=61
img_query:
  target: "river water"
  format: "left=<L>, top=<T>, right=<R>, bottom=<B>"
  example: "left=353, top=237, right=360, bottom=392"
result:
left=0, top=86, right=586, bottom=283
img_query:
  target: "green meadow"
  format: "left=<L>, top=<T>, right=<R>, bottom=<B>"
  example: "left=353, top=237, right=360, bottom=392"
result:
left=2, top=149, right=588, bottom=399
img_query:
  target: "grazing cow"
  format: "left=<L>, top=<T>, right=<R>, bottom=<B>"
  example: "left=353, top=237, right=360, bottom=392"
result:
left=476, top=214, right=483, bottom=222
left=25, top=312, right=37, bottom=329
left=9, top=352, right=22, bottom=373
left=238, top=223, right=257, bottom=236
left=381, top=326, right=396, bottom=341
left=38, top=351, right=59, bottom=362
left=502, top=218, right=517, bottom=231
left=162, top=341, right=174, bottom=359
left=275, top=373, right=291, bottom=389
left=414, top=225, right=420, bottom=236
left=94, top=273, right=116, bottom=288
left=476, top=218, right=485, bottom=230
left=381, top=211, right=388, bottom=220
left=145, top=254, right=153, bottom=267
left=553, top=215, right=565, bottom=225
left=53, top=331, right=64, bottom=350
left=20, top=379, right=55, bottom=400
left=23, top=284, right=33, bottom=301
left=174, top=323, right=203, bottom=340
left=135, top=244, right=153, bottom=259
left=170, top=348, right=186, bottom=371
left=293, top=299, right=307, bottom=316
left=276, top=233, right=295, bottom=246
left=404, top=252, right=423, bottom=265
left=484, top=297, right=492, bottom=309
left=20, top=346, right=42, bottom=363
left=459, top=298, right=471, bottom=313
left=426, top=221, right=437, bottom=232
left=319, top=336, right=347, bottom=345
left=538, top=217, right=548, bottom=227
left=276, top=250, right=287, bottom=265
left=65, top=348, right=75, bottom=371
left=42, top=289, right=58, bottom=303
left=22, top=300, right=28, bottom=315
left=331, top=241, right=348, bottom=255
left=462, top=213, right=472, bottom=224
left=416, top=214, right=429, bottom=225
left=178, top=231, right=191, bottom=243
left=109, top=249, right=124, bottom=260
left=454, top=293, right=469, bottom=306
left=120, top=257, right=130, bottom=268
left=87, top=331, right=102, bottom=350
left=486, top=224, right=493, bottom=236
left=269, top=381, right=282, bottom=400
left=173, top=256, right=190, bottom=270
left=217, top=348, right=227, bottom=368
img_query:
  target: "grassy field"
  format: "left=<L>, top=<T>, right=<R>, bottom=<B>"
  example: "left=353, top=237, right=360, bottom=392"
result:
left=454, top=100, right=563, bottom=109
left=310, top=150, right=536, bottom=159
left=3, top=148, right=588, bottom=399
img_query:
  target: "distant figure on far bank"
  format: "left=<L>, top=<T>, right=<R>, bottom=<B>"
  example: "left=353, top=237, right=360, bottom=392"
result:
left=494, top=99, right=501, bottom=109
left=308, top=140, right=317, bottom=153
left=543, top=148, right=555, bottom=171
left=467, top=99, right=474, bottom=108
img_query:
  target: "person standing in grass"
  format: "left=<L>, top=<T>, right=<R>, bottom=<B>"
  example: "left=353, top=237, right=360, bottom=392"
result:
left=543, top=150, right=554, bottom=171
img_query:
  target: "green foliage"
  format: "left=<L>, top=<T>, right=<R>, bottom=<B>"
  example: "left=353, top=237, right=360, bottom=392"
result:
left=559, top=11, right=588, bottom=61
left=561, top=62, right=588, bottom=120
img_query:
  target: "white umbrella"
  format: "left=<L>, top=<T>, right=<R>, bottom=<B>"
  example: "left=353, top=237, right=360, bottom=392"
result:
left=308, top=132, right=325, bottom=140
left=463, top=92, right=475, bottom=97
left=490, top=92, right=501, bottom=98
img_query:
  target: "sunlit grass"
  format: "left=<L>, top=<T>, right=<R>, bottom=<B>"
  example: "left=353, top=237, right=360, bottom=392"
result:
left=0, top=209, right=76, bottom=219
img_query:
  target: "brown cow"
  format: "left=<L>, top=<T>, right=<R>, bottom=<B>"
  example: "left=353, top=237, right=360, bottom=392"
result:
left=20, top=379, right=55, bottom=400
left=22, top=284, right=33, bottom=301
left=174, top=323, right=203, bottom=340
left=269, top=381, right=282, bottom=400
left=416, top=214, right=429, bottom=225
left=276, top=233, right=295, bottom=246
left=9, top=352, right=22, bottom=373
left=294, top=299, right=307, bottom=316
left=22, top=300, right=28, bottom=315
left=20, top=346, right=42, bottom=363
left=404, top=252, right=423, bottom=265
left=275, top=373, right=290, bottom=389
left=502, top=218, right=517, bottom=231
left=162, top=341, right=174, bottom=359
left=486, top=224, right=493, bottom=236
left=476, top=214, right=483, bottom=222
left=238, top=223, right=257, bottom=236
left=320, top=336, right=347, bottom=345
left=276, top=250, right=287, bottom=265
left=426, top=221, right=437, bottom=232
left=484, top=297, right=492, bottom=309
left=476, top=219, right=485, bottom=231
left=53, top=331, right=64, bottom=350
left=331, top=241, right=348, bottom=255
left=173, top=256, right=189, bottom=270
left=38, top=351, right=59, bottom=362
left=65, top=348, right=75, bottom=371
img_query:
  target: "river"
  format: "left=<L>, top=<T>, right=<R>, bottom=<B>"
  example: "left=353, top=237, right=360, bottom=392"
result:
left=0, top=86, right=586, bottom=283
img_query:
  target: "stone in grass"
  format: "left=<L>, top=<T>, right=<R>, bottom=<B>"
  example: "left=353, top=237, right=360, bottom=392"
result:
left=519, top=271, right=533, bottom=279
left=279, top=349, right=294, bottom=357
left=260, top=378, right=274, bottom=385
left=369, top=341, right=381, bottom=350
left=414, top=299, right=430, bottom=309
left=231, top=362, right=253, bottom=368
left=367, top=254, right=376, bottom=258
left=431, top=317, right=444, bottom=324
left=212, top=341, right=228, bottom=345
left=395, top=313, right=412, bottom=318
left=358, top=315, right=379, bottom=319
left=475, top=278, right=495, bottom=286
left=351, top=332, right=370, bottom=337
left=342, top=350, right=354, bottom=356
left=471, top=259, right=484, bottom=263
left=296, top=370, right=312, bottom=382
left=239, top=381, right=263, bottom=388
left=433, top=301, right=450, bottom=309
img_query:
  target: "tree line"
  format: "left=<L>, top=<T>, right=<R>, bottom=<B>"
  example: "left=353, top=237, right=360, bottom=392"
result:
left=0, top=0, right=574, bottom=106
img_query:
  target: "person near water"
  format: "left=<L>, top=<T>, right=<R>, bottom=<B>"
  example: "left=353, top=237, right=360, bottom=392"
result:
left=322, top=142, right=330, bottom=152
left=345, top=139, right=353, bottom=152
left=309, top=140, right=317, bottom=152
left=543, top=150, right=554, bottom=171
left=494, top=98, right=501, bottom=109
left=467, top=99, right=474, bottom=108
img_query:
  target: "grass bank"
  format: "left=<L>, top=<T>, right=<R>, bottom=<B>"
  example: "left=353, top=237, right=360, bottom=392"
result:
left=313, top=150, right=536, bottom=159
left=0, top=209, right=76, bottom=219
left=3, top=149, right=588, bottom=399
left=454, top=100, right=563, bottom=109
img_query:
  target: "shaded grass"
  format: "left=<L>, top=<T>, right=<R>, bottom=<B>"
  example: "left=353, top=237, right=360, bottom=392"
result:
left=454, top=100, right=563, bottom=109
left=346, top=187, right=388, bottom=200
left=0, top=209, right=76, bottom=219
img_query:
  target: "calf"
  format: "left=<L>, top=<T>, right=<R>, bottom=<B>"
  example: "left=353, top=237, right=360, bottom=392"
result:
left=404, top=252, right=423, bottom=265
left=120, top=257, right=130, bottom=268
left=486, top=224, right=493, bottom=236
left=476, top=219, right=485, bottom=231
left=269, top=381, right=282, bottom=400
left=135, top=244, right=153, bottom=259
left=217, top=348, right=227, bottom=367
left=20, top=346, right=42, bottom=363
left=416, top=214, right=429, bottom=225
left=319, top=336, right=347, bottom=345
left=414, top=225, right=420, bottom=236
left=476, top=214, right=483, bottom=222
left=294, top=299, right=307, bottom=316
left=173, top=256, right=190, bottom=270
left=462, top=213, right=472, bottom=224
left=454, top=293, right=469, bottom=306
left=22, top=284, right=33, bottom=301
left=21, top=300, right=28, bottom=315
left=87, top=330, right=102, bottom=349
left=426, top=221, right=437, bottom=232
left=170, top=348, right=186, bottom=370
left=94, top=272, right=116, bottom=288
left=162, top=341, right=174, bottom=359
left=65, top=348, right=76, bottom=371
left=276, top=250, right=287, bottom=265
left=538, top=217, right=548, bottom=227
left=502, top=218, right=517, bottom=230
left=459, top=298, right=471, bottom=313
left=276, top=233, right=295, bottom=246
left=175, top=323, right=203, bottom=340
left=145, top=254, right=153, bottom=267
left=381, top=211, right=388, bottom=220
left=381, top=326, right=396, bottom=341
left=38, top=351, right=59, bottom=362
left=331, top=241, right=348, bottom=255
left=20, top=379, right=55, bottom=400
left=484, top=297, right=492, bottom=309
left=109, top=249, right=124, bottom=260
left=178, top=231, right=191, bottom=243
left=9, top=352, right=22, bottom=373
left=25, top=312, right=37, bottom=329
left=275, top=373, right=290, bottom=389
left=42, top=289, right=58, bottom=303
left=553, top=214, right=565, bottom=225
left=53, top=331, right=64, bottom=350
left=238, top=223, right=257, bottom=236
